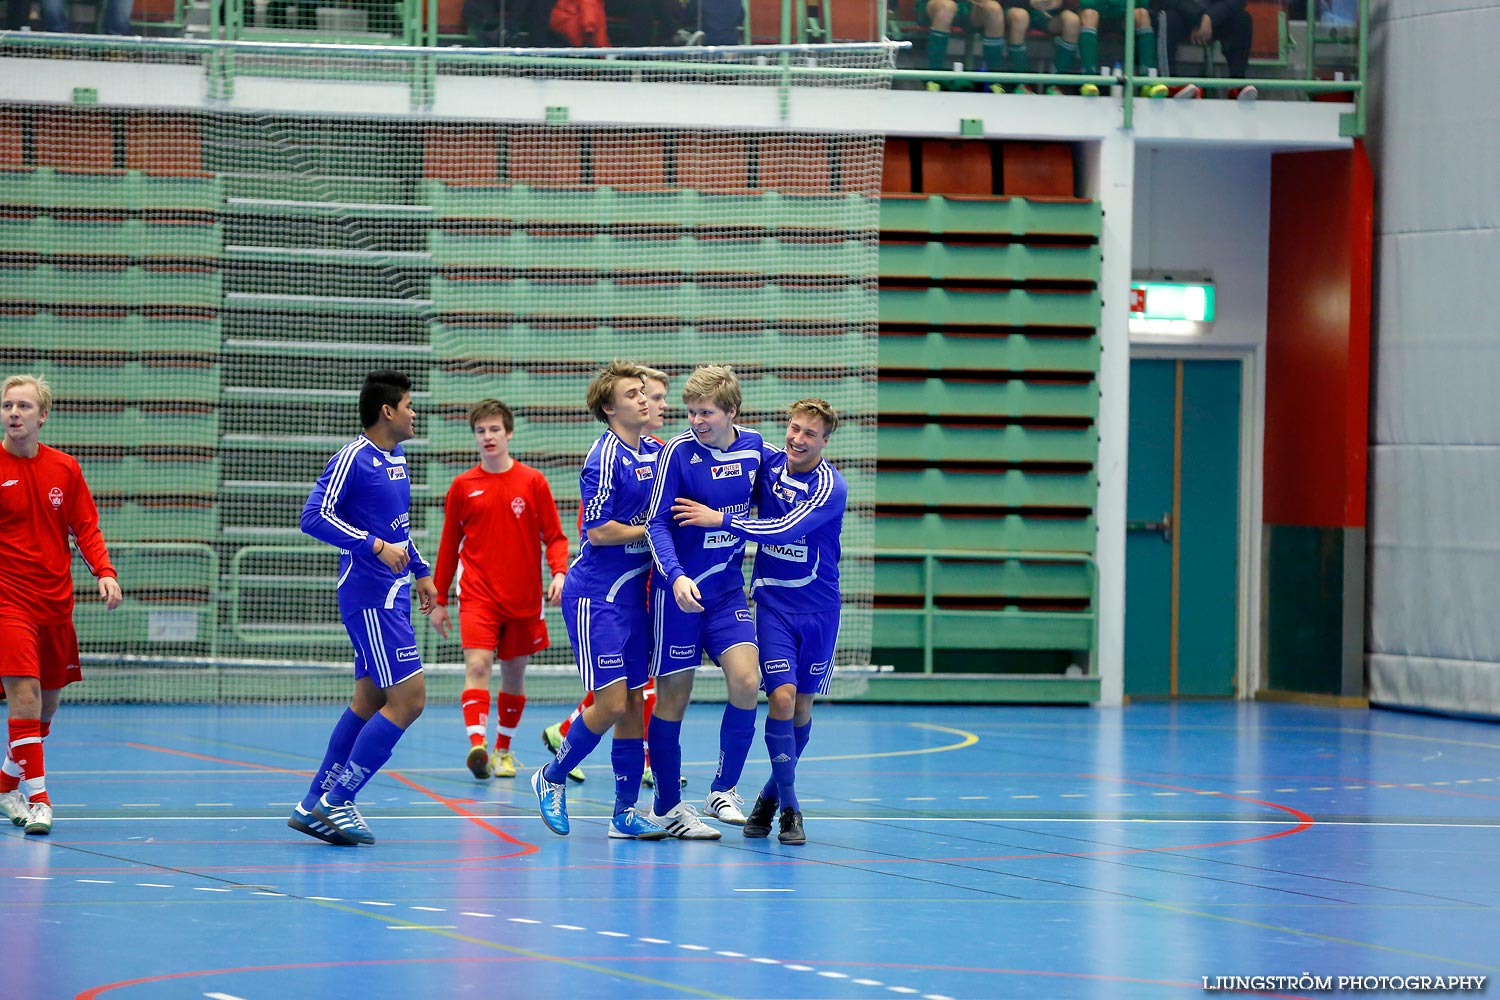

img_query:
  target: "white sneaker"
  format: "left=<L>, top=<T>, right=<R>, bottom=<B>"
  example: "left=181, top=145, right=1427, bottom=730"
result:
left=0, top=789, right=27, bottom=826
left=24, top=800, right=52, bottom=836
left=1236, top=84, right=1258, bottom=102
left=1172, top=84, right=1201, bottom=100
left=647, top=801, right=721, bottom=840
left=703, top=788, right=747, bottom=825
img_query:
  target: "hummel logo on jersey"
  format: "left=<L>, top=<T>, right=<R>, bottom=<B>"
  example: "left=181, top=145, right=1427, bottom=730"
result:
left=0, top=480, right=16, bottom=487
left=690, top=453, right=703, bottom=464
left=711, top=463, right=742, bottom=480
left=468, top=489, right=485, bottom=497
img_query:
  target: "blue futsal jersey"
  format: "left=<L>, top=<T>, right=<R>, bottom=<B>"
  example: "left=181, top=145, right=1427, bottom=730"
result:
left=562, top=430, right=662, bottom=606
left=646, top=426, right=764, bottom=600
left=301, top=434, right=431, bottom=618
left=726, top=447, right=846, bottom=614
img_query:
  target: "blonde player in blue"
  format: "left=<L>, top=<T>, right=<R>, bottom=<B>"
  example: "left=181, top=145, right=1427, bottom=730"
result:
left=671, top=398, right=846, bottom=845
left=643, top=365, right=764, bottom=839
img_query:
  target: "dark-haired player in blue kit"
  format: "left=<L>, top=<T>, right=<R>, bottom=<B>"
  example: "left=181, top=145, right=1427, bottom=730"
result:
left=671, top=398, right=846, bottom=845
left=643, top=364, right=764, bottom=839
left=288, top=369, right=441, bottom=847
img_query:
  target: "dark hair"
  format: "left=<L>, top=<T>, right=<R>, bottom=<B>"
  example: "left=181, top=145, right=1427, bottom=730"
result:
left=360, top=369, right=412, bottom=429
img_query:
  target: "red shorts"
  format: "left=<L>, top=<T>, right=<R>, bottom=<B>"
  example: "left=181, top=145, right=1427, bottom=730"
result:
left=0, top=618, right=83, bottom=691
left=458, top=604, right=550, bottom=661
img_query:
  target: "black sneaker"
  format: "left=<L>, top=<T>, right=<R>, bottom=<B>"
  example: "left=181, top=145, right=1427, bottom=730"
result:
left=742, top=793, right=777, bottom=839
left=777, top=807, right=806, bottom=846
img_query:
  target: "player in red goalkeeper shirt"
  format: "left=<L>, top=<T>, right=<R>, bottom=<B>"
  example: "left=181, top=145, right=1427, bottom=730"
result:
left=0, top=374, right=123, bottom=836
left=540, top=369, right=681, bottom=788
left=430, top=399, right=569, bottom=779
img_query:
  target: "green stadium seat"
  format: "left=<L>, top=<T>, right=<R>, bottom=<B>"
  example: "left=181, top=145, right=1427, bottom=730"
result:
left=82, top=456, right=220, bottom=497
left=73, top=548, right=214, bottom=593
left=72, top=602, right=215, bottom=649
left=880, top=194, right=1102, bottom=239
left=871, top=609, right=1093, bottom=651
left=13, top=360, right=221, bottom=405
left=878, top=422, right=1097, bottom=465
left=877, top=468, right=1096, bottom=508
left=879, top=377, right=1098, bottom=420
left=97, top=499, right=219, bottom=543
left=879, top=241, right=1100, bottom=283
left=4, top=313, right=221, bottom=354
left=879, top=287, right=1101, bottom=328
left=0, top=263, right=221, bottom=309
left=878, top=331, right=1100, bottom=374
left=874, top=511, right=1095, bottom=552
left=44, top=406, right=220, bottom=448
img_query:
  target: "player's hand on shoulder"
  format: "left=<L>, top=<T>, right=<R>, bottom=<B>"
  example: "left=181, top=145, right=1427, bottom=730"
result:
left=672, top=574, right=704, bottom=613
left=99, top=576, right=123, bottom=611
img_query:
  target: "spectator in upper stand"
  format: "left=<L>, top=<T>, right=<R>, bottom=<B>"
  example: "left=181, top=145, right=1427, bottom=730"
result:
left=1078, top=0, right=1166, bottom=96
left=690, top=0, right=740, bottom=44
left=922, top=0, right=1008, bottom=92
left=463, top=0, right=557, bottom=44
left=1154, top=0, right=1255, bottom=99
left=10, top=0, right=134, bottom=33
left=1000, top=0, right=1083, bottom=94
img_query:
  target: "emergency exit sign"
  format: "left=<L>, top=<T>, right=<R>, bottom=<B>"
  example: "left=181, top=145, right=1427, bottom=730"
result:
left=1130, top=282, right=1215, bottom=322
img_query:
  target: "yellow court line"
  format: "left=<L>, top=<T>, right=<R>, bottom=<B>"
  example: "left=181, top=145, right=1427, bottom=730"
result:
left=305, top=900, right=735, bottom=999
left=685, top=722, right=978, bottom=768
left=799, top=723, right=979, bottom=763
left=1145, top=901, right=1500, bottom=974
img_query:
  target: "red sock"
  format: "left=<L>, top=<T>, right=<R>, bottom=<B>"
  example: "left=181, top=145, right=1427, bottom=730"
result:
left=559, top=691, right=594, bottom=738
left=494, top=692, right=526, bottom=751
left=9, top=719, right=46, bottom=805
left=460, top=688, right=490, bottom=748
left=642, top=688, right=657, bottom=766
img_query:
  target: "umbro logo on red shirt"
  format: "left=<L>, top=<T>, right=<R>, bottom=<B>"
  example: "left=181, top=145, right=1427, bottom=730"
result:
left=1, top=480, right=16, bottom=487
left=468, top=489, right=485, bottom=497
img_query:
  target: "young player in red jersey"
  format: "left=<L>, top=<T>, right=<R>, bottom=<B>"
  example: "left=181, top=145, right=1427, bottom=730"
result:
left=0, top=374, right=123, bottom=836
left=430, top=399, right=569, bottom=779
left=540, top=369, right=682, bottom=788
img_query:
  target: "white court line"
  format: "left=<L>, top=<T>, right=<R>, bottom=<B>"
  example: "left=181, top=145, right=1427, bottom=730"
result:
left=205, top=992, right=249, bottom=1000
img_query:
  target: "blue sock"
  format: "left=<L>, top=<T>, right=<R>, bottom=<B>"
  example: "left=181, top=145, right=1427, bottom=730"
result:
left=712, top=704, right=757, bottom=793
left=545, top=717, right=603, bottom=785
left=301, top=707, right=366, bottom=811
left=647, top=717, right=683, bottom=813
left=764, top=716, right=798, bottom=811
left=761, top=718, right=813, bottom=801
left=324, top=712, right=404, bottom=807
left=610, top=737, right=644, bottom=815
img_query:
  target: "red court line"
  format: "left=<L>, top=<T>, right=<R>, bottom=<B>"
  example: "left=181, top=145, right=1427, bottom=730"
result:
left=123, top=740, right=539, bottom=858
left=75, top=956, right=1308, bottom=1000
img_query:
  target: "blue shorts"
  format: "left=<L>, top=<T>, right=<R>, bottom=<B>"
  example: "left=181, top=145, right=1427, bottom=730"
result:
left=651, top=585, right=758, bottom=678
left=344, top=605, right=423, bottom=689
left=757, top=603, right=840, bottom=696
left=563, top=595, right=651, bottom=692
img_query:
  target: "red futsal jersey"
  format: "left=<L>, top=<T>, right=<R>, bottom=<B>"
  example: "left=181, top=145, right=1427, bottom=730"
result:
left=434, top=462, right=569, bottom=621
left=0, top=443, right=116, bottom=625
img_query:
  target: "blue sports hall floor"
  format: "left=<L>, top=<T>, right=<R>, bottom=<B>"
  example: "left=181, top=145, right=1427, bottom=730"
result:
left=3, top=700, right=1498, bottom=1000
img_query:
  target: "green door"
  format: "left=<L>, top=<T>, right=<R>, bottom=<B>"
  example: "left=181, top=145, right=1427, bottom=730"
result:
left=1125, top=358, right=1242, bottom=697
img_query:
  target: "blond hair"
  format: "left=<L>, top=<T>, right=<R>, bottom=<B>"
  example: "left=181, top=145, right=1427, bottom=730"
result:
left=585, top=361, right=650, bottom=424
left=682, top=364, right=741, bottom=415
left=2, top=374, right=53, bottom=415
left=788, top=397, right=838, bottom=437
left=641, top=367, right=669, bottom=390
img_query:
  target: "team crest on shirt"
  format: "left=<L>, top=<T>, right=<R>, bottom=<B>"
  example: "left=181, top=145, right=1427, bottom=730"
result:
left=48, top=487, right=63, bottom=509
left=635, top=466, right=654, bottom=481
left=386, top=465, right=407, bottom=481
left=772, top=483, right=797, bottom=504
left=511, top=497, right=527, bottom=516
left=710, top=463, right=742, bottom=480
